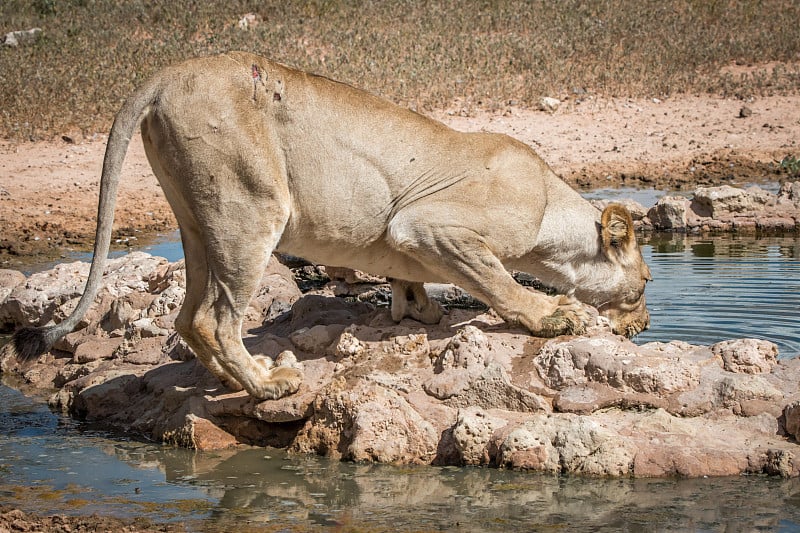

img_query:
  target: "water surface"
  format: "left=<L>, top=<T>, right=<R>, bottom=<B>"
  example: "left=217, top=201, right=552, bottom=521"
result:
left=637, top=233, right=800, bottom=357
left=2, top=380, right=800, bottom=532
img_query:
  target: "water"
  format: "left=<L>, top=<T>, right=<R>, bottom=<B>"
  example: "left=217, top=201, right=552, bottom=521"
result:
left=637, top=233, right=800, bottom=358
left=18, top=230, right=184, bottom=275
left=2, top=380, right=800, bottom=532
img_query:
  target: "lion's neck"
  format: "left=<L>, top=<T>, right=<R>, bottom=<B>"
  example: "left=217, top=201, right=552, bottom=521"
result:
left=511, top=184, right=625, bottom=305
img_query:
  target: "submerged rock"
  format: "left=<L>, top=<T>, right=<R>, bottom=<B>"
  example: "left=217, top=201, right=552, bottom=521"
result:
left=2, top=251, right=800, bottom=478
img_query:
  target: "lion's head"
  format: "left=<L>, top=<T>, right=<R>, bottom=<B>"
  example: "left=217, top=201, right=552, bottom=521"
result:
left=584, top=204, right=651, bottom=337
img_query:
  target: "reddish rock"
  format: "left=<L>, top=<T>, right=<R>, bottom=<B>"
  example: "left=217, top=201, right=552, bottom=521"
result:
left=2, top=252, right=800, bottom=478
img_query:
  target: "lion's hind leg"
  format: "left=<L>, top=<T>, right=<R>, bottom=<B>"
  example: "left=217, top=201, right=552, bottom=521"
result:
left=175, top=220, right=303, bottom=401
left=389, top=279, right=445, bottom=324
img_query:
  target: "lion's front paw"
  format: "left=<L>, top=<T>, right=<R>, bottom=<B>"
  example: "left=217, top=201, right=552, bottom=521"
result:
left=537, top=300, right=592, bottom=337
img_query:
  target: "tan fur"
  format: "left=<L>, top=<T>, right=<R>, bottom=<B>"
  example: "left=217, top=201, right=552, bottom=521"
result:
left=10, top=52, right=650, bottom=400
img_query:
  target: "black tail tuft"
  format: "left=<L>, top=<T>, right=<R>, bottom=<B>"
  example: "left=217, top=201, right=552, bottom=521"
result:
left=3, top=326, right=53, bottom=362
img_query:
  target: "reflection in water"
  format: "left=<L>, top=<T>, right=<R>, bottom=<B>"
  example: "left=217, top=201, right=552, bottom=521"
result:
left=636, top=233, right=800, bottom=357
left=2, top=381, right=800, bottom=531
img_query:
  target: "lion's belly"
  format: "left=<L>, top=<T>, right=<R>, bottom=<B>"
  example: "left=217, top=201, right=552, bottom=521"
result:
left=276, top=228, right=441, bottom=283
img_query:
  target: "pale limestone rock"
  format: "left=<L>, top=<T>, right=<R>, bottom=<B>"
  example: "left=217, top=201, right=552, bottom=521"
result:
left=499, top=415, right=635, bottom=476
left=292, top=378, right=439, bottom=464
left=647, top=196, right=689, bottom=229
left=783, top=401, right=800, bottom=440
left=452, top=407, right=507, bottom=465
left=3, top=28, right=42, bottom=47
left=289, top=324, right=345, bottom=355
left=712, top=338, right=778, bottom=374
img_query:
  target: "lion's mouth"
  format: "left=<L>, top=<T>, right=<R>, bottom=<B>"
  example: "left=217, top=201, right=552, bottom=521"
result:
left=600, top=311, right=650, bottom=338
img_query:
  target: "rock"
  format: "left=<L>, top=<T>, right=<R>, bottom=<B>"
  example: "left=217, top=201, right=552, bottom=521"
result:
left=3, top=28, right=42, bottom=47
left=1, top=252, right=166, bottom=328
left=73, top=337, right=123, bottom=363
left=647, top=196, right=689, bottom=230
left=147, top=284, right=185, bottom=318
left=739, top=106, right=753, bottom=118
left=552, top=382, right=669, bottom=414
left=534, top=335, right=701, bottom=396
left=102, top=297, right=140, bottom=333
left=498, top=415, right=635, bottom=476
left=0, top=269, right=26, bottom=329
left=237, top=13, right=260, bottom=30
left=289, top=324, right=345, bottom=355
left=783, top=401, right=800, bottom=440
left=147, top=259, right=185, bottom=292
left=712, top=338, right=778, bottom=374
left=4, top=254, right=800, bottom=479
left=289, top=294, right=374, bottom=331
left=245, top=257, right=302, bottom=323
left=640, top=183, right=800, bottom=233
left=0, top=269, right=25, bottom=302
left=779, top=181, right=800, bottom=205
left=538, top=97, right=561, bottom=113
left=714, top=374, right=783, bottom=410
left=764, top=449, right=795, bottom=478
left=452, top=407, right=507, bottom=465
left=292, top=378, right=439, bottom=464
left=158, top=412, right=240, bottom=450
left=425, top=325, right=492, bottom=399
left=628, top=409, right=747, bottom=477
left=131, top=317, right=170, bottom=338
left=693, top=185, right=755, bottom=217
left=334, top=327, right=367, bottom=358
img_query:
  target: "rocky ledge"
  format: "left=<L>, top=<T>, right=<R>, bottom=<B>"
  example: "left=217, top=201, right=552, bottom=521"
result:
left=592, top=181, right=800, bottom=232
left=2, top=235, right=800, bottom=478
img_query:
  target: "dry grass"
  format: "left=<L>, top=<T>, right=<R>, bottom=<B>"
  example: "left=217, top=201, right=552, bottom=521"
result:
left=1, top=0, right=799, bottom=141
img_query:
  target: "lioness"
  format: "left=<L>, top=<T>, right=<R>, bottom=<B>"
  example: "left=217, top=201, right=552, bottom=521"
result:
left=7, top=52, right=650, bottom=400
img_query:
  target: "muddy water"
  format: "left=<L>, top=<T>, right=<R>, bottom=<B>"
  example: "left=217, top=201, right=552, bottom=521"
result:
left=2, top=380, right=800, bottom=532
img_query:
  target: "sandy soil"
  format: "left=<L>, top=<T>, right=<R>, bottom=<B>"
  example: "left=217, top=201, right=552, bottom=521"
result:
left=1, top=94, right=799, bottom=268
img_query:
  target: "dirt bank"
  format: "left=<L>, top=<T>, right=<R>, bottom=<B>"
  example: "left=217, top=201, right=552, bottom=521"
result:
left=1, top=94, right=798, bottom=267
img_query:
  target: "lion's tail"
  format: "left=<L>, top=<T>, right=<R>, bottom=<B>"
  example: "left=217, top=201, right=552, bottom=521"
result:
left=2, top=78, right=162, bottom=363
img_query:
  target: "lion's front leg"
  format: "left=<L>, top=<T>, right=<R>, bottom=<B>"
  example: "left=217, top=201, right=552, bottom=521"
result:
left=515, top=294, right=592, bottom=337
left=389, top=279, right=445, bottom=324
left=387, top=210, right=591, bottom=338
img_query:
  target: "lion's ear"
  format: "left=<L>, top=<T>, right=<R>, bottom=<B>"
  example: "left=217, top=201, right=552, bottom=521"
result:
left=601, top=204, right=636, bottom=259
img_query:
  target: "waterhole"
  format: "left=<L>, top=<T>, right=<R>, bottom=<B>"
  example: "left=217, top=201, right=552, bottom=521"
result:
left=637, top=232, right=800, bottom=358
left=1, top=380, right=800, bottom=531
